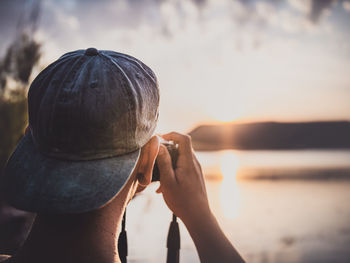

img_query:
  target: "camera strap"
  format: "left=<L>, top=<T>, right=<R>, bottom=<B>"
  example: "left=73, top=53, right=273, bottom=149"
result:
left=118, top=209, right=128, bottom=263
left=117, top=210, right=180, bottom=263
left=167, top=213, right=180, bottom=263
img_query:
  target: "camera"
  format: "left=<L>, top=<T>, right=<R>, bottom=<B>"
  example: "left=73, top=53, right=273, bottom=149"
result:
left=152, top=140, right=179, bottom=182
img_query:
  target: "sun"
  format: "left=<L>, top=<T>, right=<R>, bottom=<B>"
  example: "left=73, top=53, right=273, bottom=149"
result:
left=208, top=103, right=244, bottom=123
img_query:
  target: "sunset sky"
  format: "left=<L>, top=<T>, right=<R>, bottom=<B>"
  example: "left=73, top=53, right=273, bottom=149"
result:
left=1, top=0, right=350, bottom=132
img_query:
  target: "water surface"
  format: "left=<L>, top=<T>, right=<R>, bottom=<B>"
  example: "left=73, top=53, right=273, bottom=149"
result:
left=126, top=150, right=350, bottom=263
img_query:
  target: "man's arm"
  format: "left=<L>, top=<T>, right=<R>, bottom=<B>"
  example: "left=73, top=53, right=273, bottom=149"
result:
left=156, top=132, right=245, bottom=263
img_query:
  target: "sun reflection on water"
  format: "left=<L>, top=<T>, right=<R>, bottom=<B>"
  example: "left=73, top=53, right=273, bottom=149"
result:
left=220, top=151, right=240, bottom=219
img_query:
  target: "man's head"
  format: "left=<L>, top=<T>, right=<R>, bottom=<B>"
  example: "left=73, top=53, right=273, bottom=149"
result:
left=0, top=48, right=160, bottom=214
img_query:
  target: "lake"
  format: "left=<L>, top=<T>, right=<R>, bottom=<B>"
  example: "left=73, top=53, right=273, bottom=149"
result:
left=126, top=150, right=350, bottom=263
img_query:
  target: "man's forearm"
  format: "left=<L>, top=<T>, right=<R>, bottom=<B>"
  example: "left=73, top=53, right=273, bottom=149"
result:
left=183, top=211, right=245, bottom=263
left=156, top=133, right=244, bottom=262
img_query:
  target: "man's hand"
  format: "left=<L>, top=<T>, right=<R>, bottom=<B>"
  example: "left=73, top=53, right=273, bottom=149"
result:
left=156, top=132, right=245, bottom=263
left=156, top=132, right=210, bottom=224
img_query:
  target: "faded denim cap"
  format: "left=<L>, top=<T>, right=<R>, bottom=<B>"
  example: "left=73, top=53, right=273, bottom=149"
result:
left=1, top=48, right=159, bottom=213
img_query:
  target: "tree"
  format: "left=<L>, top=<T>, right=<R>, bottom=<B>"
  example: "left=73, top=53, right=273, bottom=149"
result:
left=0, top=0, right=41, bottom=255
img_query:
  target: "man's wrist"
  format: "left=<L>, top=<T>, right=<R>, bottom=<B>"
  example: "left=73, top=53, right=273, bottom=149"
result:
left=181, top=205, right=214, bottom=230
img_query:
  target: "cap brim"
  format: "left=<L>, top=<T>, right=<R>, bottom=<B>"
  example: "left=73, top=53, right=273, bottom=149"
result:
left=1, top=133, right=140, bottom=214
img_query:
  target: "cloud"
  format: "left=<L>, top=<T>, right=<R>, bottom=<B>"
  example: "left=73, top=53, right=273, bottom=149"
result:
left=309, top=0, right=337, bottom=23
left=343, top=1, right=350, bottom=12
left=288, top=0, right=312, bottom=14
left=0, top=0, right=340, bottom=55
left=288, top=0, right=337, bottom=23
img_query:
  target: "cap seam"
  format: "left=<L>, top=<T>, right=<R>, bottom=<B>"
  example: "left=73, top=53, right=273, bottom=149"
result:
left=104, top=51, right=158, bottom=86
left=100, top=53, right=136, bottom=150
left=30, top=54, right=77, bottom=137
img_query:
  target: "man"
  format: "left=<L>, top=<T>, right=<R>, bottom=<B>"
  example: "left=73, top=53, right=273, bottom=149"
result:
left=0, top=48, right=244, bottom=263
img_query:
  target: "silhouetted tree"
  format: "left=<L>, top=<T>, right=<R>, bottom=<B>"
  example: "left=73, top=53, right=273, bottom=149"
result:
left=0, top=0, right=41, bottom=255
left=0, top=0, right=41, bottom=170
left=0, top=34, right=41, bottom=170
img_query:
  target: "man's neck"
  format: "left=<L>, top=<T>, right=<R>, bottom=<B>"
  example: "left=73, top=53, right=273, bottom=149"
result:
left=12, top=204, right=126, bottom=263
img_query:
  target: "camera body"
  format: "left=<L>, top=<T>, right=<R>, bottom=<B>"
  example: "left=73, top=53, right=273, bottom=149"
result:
left=152, top=141, right=179, bottom=182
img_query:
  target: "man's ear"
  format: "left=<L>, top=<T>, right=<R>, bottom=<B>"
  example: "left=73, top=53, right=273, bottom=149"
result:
left=135, top=136, right=160, bottom=193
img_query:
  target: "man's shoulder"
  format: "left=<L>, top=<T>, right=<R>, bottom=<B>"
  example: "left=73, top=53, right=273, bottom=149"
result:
left=0, top=255, right=11, bottom=262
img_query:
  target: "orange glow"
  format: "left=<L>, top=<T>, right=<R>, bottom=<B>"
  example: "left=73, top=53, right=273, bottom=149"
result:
left=206, top=93, right=246, bottom=123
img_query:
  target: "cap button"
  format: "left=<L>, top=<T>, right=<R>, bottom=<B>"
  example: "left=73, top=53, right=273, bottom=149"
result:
left=85, top=48, right=99, bottom=56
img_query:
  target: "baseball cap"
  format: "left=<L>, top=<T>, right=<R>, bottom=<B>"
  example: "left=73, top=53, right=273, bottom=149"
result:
left=0, top=48, right=159, bottom=213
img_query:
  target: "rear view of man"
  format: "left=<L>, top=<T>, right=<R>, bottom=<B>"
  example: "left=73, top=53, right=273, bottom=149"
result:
left=0, top=48, right=244, bottom=263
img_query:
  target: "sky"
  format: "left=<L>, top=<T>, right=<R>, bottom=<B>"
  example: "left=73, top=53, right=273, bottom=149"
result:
left=0, top=0, right=350, bottom=132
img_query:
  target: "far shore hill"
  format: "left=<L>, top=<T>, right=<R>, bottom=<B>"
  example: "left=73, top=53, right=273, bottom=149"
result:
left=188, top=121, right=350, bottom=151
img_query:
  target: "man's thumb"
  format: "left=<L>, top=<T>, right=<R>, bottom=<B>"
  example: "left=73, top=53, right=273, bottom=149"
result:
left=156, top=145, right=175, bottom=184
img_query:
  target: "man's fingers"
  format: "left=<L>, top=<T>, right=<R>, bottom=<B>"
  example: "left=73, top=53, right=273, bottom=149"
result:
left=156, top=144, right=176, bottom=186
left=162, top=132, right=193, bottom=157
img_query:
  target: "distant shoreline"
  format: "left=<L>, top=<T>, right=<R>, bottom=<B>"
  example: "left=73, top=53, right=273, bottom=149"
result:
left=204, top=167, right=350, bottom=181
left=189, top=121, right=350, bottom=151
